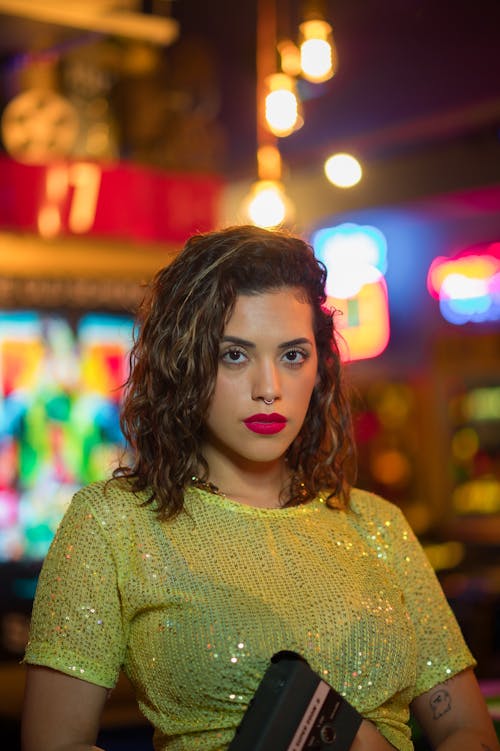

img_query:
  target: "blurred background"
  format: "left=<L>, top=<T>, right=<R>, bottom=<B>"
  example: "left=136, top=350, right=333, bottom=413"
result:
left=0, top=0, right=499, bottom=748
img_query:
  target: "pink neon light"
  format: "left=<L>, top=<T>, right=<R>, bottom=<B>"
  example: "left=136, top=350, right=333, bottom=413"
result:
left=427, top=242, right=500, bottom=325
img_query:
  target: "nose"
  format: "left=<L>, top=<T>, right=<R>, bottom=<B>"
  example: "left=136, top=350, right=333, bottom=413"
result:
left=252, top=358, right=282, bottom=404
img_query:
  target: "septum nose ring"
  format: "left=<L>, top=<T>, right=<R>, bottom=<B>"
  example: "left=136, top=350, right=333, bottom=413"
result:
left=263, top=398, right=275, bottom=405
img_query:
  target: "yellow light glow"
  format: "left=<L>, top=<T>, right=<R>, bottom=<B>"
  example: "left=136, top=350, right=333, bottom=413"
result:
left=265, top=90, right=298, bottom=135
left=37, top=204, right=62, bottom=239
left=301, top=39, right=332, bottom=81
left=264, top=73, right=302, bottom=137
left=46, top=164, right=69, bottom=201
left=244, top=180, right=292, bottom=229
left=1, top=89, right=79, bottom=164
left=451, top=427, right=479, bottom=463
left=0, top=339, right=44, bottom=390
left=423, top=542, right=465, bottom=572
left=257, top=144, right=282, bottom=181
left=327, top=278, right=390, bottom=361
left=453, top=477, right=500, bottom=514
left=405, top=503, right=432, bottom=535
left=248, top=187, right=285, bottom=228
left=373, top=383, right=413, bottom=428
left=370, top=448, right=412, bottom=487
left=299, top=20, right=335, bottom=83
left=464, top=387, right=500, bottom=421
left=278, top=39, right=302, bottom=77
left=324, top=153, right=362, bottom=187
left=67, top=162, right=102, bottom=234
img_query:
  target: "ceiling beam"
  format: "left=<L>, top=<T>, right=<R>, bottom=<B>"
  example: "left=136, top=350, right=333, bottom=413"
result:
left=0, top=0, right=179, bottom=45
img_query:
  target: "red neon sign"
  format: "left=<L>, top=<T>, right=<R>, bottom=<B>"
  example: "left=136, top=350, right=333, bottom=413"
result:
left=0, top=157, right=222, bottom=245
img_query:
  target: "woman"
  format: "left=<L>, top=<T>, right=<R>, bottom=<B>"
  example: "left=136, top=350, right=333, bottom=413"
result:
left=22, top=226, right=498, bottom=751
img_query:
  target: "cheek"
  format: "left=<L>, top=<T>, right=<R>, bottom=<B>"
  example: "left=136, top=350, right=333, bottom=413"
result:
left=212, top=371, right=240, bottom=400
left=207, top=373, right=241, bottom=419
left=290, top=372, right=317, bottom=413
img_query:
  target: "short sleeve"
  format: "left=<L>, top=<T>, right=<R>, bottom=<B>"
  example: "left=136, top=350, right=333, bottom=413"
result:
left=24, top=490, right=126, bottom=689
left=387, top=505, right=476, bottom=698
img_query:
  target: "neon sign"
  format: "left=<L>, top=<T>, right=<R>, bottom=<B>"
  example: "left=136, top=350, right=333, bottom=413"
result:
left=0, top=311, right=134, bottom=561
left=312, top=223, right=390, bottom=361
left=0, top=156, right=221, bottom=244
left=427, top=242, right=500, bottom=325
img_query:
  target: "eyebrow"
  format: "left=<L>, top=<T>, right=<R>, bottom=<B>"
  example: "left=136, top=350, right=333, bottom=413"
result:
left=221, top=336, right=313, bottom=348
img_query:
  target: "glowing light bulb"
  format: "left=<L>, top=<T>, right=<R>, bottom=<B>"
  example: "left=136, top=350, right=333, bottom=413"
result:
left=248, top=184, right=286, bottom=228
left=278, top=39, right=302, bottom=77
left=244, top=180, right=293, bottom=229
left=257, top=144, right=282, bottom=181
left=264, top=73, right=303, bottom=137
left=299, top=20, right=335, bottom=83
left=324, top=153, right=362, bottom=188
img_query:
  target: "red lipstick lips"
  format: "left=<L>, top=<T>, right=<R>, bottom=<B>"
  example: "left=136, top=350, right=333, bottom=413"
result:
left=243, top=413, right=287, bottom=435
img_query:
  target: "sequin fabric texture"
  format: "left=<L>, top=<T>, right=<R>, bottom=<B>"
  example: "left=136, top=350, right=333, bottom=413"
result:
left=24, top=480, right=475, bottom=751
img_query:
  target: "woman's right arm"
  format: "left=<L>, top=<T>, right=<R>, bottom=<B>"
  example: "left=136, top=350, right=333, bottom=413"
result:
left=22, top=665, right=109, bottom=751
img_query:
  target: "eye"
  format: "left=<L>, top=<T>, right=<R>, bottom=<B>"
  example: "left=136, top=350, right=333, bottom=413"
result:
left=221, top=347, right=247, bottom=365
left=282, top=348, right=309, bottom=366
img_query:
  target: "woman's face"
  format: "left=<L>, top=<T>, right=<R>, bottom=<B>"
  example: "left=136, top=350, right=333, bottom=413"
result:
left=202, top=287, right=319, bottom=472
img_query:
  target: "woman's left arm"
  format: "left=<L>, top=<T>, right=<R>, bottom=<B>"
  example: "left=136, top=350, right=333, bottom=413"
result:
left=411, top=668, right=499, bottom=750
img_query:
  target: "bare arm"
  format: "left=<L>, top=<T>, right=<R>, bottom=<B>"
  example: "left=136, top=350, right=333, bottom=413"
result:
left=411, top=668, right=500, bottom=751
left=351, top=719, right=397, bottom=749
left=22, top=665, right=109, bottom=751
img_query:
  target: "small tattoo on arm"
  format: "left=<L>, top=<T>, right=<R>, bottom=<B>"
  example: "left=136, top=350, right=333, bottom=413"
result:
left=480, top=744, right=493, bottom=750
left=429, top=688, right=452, bottom=719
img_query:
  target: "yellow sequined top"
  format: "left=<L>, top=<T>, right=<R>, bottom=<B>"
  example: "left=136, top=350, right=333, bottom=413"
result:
left=24, top=480, right=475, bottom=751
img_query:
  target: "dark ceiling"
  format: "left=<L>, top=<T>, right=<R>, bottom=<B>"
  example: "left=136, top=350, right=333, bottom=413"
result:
left=0, top=0, right=499, bottom=181
left=172, top=0, right=500, bottom=176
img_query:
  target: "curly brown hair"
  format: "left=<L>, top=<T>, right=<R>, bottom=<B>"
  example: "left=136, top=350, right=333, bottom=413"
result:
left=113, top=224, right=356, bottom=516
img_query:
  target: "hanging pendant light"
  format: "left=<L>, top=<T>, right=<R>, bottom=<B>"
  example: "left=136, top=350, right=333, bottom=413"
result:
left=264, top=73, right=303, bottom=137
left=243, top=178, right=294, bottom=229
left=299, top=19, right=336, bottom=83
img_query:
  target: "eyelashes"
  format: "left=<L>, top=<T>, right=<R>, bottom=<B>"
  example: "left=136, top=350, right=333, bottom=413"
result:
left=282, top=349, right=310, bottom=365
left=220, top=347, right=247, bottom=364
left=220, top=347, right=310, bottom=367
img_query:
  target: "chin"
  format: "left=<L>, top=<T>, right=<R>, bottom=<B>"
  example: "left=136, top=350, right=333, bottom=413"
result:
left=240, top=438, right=293, bottom=465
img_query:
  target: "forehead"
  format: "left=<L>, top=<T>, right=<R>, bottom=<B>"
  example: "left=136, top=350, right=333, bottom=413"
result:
left=225, top=288, right=314, bottom=336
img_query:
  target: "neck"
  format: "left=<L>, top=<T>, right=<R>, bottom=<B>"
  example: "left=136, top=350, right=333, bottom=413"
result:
left=200, top=454, right=290, bottom=509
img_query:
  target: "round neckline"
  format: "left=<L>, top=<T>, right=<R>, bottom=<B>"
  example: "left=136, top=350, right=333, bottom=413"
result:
left=186, top=485, right=326, bottom=516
